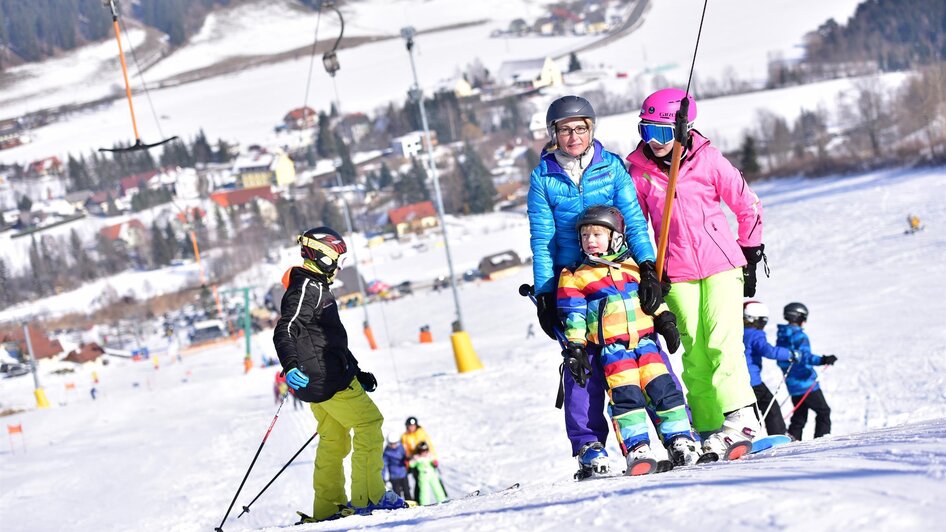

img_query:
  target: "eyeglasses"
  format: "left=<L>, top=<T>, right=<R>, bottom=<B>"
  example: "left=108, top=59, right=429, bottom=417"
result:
left=638, top=122, right=675, bottom=145
left=556, top=125, right=589, bottom=137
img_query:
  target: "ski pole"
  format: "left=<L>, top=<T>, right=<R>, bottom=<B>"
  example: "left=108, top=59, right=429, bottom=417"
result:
left=237, top=431, right=318, bottom=518
left=215, top=394, right=290, bottom=532
left=785, top=366, right=830, bottom=419
left=518, top=284, right=568, bottom=347
left=760, top=360, right=793, bottom=425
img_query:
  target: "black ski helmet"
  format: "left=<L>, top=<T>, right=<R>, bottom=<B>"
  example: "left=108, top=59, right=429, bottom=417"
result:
left=546, top=95, right=596, bottom=139
left=298, top=226, right=347, bottom=277
left=783, top=302, right=809, bottom=323
left=405, top=416, right=418, bottom=427
left=576, top=205, right=625, bottom=254
left=416, top=441, right=430, bottom=453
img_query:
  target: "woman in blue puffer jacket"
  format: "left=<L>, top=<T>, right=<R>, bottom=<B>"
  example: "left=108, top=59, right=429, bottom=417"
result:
left=527, top=95, right=670, bottom=479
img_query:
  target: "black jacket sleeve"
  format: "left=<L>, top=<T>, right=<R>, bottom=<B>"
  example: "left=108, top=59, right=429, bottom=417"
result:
left=273, top=274, right=323, bottom=371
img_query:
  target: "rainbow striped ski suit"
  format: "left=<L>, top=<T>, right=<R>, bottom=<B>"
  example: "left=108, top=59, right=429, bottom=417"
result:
left=558, top=250, right=692, bottom=453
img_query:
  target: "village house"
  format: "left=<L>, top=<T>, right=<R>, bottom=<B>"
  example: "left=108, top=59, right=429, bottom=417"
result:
left=64, top=342, right=105, bottom=364
left=0, top=324, right=64, bottom=360
left=497, top=57, right=563, bottom=89
left=10, top=156, right=69, bottom=202
left=283, top=107, right=316, bottom=130
left=391, top=130, right=438, bottom=158
left=387, top=200, right=439, bottom=239
left=99, top=218, right=147, bottom=249
left=209, top=186, right=278, bottom=223
left=232, top=147, right=296, bottom=189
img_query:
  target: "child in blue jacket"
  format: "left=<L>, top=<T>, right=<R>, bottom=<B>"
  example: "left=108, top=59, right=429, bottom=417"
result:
left=743, top=300, right=795, bottom=436
left=382, top=436, right=411, bottom=502
left=775, top=302, right=838, bottom=440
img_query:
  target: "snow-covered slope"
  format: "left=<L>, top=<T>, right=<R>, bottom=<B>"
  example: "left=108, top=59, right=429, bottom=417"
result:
left=1, top=165, right=944, bottom=531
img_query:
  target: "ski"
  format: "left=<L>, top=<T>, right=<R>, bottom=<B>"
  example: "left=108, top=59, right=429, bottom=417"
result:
left=751, top=434, right=792, bottom=454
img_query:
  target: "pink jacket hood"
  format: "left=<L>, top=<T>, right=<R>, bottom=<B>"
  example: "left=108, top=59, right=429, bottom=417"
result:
left=626, top=131, right=763, bottom=282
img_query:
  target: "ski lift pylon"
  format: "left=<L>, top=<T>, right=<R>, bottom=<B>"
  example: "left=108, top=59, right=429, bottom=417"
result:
left=99, top=0, right=177, bottom=153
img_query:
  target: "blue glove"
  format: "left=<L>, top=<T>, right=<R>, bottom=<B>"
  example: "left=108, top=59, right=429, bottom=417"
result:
left=285, top=368, right=309, bottom=390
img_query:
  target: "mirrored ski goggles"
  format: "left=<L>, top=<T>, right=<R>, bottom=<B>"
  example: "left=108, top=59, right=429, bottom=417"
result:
left=638, top=122, right=675, bottom=145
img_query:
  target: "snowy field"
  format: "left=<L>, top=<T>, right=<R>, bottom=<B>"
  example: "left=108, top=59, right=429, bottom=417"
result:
left=0, top=0, right=864, bottom=164
left=1, top=165, right=944, bottom=531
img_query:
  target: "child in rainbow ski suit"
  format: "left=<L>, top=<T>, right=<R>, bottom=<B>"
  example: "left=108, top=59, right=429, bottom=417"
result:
left=558, top=244, right=692, bottom=461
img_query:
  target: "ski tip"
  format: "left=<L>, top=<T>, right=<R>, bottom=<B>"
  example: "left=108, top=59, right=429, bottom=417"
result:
left=724, top=441, right=753, bottom=461
left=655, top=460, right=674, bottom=473
left=697, top=452, right=719, bottom=464
left=627, top=458, right=657, bottom=476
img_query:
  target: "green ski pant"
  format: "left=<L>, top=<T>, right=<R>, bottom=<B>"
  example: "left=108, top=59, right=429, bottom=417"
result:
left=310, top=378, right=386, bottom=520
left=665, top=268, right=756, bottom=433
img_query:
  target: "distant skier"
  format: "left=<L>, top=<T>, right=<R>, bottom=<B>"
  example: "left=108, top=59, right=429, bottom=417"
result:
left=527, top=95, right=666, bottom=478
left=627, top=88, right=766, bottom=460
left=408, top=442, right=448, bottom=505
left=273, top=227, right=406, bottom=522
left=382, top=436, right=411, bottom=502
left=906, top=214, right=923, bottom=234
left=558, top=206, right=701, bottom=475
left=776, top=302, right=838, bottom=441
left=742, top=300, right=794, bottom=436
left=526, top=323, right=535, bottom=339
left=401, top=416, right=446, bottom=500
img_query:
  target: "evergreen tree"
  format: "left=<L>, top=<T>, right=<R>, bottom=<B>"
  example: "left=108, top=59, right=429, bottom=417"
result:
left=150, top=222, right=172, bottom=267
left=192, top=129, right=213, bottom=165
left=568, top=52, right=582, bottom=72
left=320, top=200, right=345, bottom=232
left=17, top=195, right=32, bottom=213
left=214, top=204, right=228, bottom=244
left=316, top=112, right=337, bottom=158
left=105, top=194, right=120, bottom=217
left=28, top=237, right=44, bottom=296
left=67, top=154, right=93, bottom=191
left=96, top=232, right=126, bottom=275
left=334, top=131, right=357, bottom=185
left=214, top=138, right=233, bottom=163
left=164, top=223, right=179, bottom=261
left=395, top=157, right=432, bottom=205
left=377, top=162, right=395, bottom=189
left=739, top=135, right=761, bottom=177
left=0, top=257, right=10, bottom=308
left=69, top=228, right=95, bottom=280
left=457, top=143, right=496, bottom=214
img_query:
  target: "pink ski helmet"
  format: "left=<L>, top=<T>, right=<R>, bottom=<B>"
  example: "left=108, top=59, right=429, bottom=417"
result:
left=639, top=88, right=698, bottom=125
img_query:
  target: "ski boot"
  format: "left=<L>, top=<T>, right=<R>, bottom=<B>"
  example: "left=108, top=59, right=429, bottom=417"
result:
left=353, top=490, right=409, bottom=515
left=702, top=406, right=759, bottom=461
left=666, top=435, right=707, bottom=467
left=625, top=442, right=659, bottom=476
left=575, top=441, right=610, bottom=480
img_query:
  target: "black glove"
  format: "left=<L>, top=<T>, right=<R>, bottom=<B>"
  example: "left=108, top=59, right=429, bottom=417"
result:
left=820, top=355, right=837, bottom=366
left=357, top=370, right=377, bottom=392
left=637, top=261, right=663, bottom=315
left=653, top=311, right=681, bottom=353
left=536, top=291, right=560, bottom=340
left=741, top=244, right=765, bottom=298
left=562, top=343, right=592, bottom=387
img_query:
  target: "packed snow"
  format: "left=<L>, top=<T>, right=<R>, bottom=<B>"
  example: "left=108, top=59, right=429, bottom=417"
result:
left=2, top=166, right=945, bottom=531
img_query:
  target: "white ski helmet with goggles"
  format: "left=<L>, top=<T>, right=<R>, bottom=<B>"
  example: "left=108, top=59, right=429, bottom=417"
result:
left=576, top=205, right=625, bottom=255
left=298, top=227, right=347, bottom=278
left=743, top=300, right=769, bottom=326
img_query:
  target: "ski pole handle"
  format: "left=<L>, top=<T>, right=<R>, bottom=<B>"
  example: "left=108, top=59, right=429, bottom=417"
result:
left=518, top=284, right=569, bottom=348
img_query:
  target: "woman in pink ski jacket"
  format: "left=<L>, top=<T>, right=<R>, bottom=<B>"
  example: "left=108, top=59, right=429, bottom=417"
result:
left=626, top=88, right=766, bottom=460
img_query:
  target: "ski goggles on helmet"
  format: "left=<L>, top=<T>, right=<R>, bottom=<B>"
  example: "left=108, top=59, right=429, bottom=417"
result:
left=638, top=122, right=675, bottom=145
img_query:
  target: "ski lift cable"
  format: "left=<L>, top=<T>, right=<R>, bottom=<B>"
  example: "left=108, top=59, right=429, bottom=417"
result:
left=99, top=0, right=177, bottom=153
left=300, top=3, right=325, bottom=141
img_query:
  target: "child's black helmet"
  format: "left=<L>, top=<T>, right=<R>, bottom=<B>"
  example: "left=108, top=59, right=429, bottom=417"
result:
left=416, top=441, right=430, bottom=453
left=576, top=205, right=625, bottom=254
left=298, top=226, right=346, bottom=277
left=783, top=302, right=809, bottom=323
left=405, top=416, right=418, bottom=426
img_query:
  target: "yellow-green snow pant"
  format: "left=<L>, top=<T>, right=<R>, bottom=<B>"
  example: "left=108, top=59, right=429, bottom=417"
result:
left=665, top=268, right=755, bottom=433
left=309, top=378, right=385, bottom=520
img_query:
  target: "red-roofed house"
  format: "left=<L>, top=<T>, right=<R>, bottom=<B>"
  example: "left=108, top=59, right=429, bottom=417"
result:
left=99, top=218, right=146, bottom=248
left=283, top=107, right=316, bottom=130
left=387, top=200, right=438, bottom=238
left=210, top=186, right=275, bottom=209
left=28, top=156, right=63, bottom=177
left=64, top=342, right=105, bottom=364
left=119, top=170, right=159, bottom=198
left=0, top=324, right=64, bottom=360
